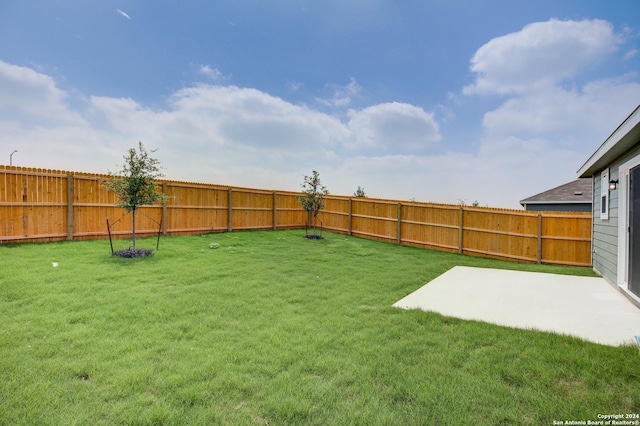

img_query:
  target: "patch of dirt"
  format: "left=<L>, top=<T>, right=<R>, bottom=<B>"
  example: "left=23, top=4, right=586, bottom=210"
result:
left=113, top=248, right=153, bottom=258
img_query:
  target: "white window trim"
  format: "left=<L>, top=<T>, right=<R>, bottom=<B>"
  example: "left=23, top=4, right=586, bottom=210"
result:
left=600, top=168, right=609, bottom=220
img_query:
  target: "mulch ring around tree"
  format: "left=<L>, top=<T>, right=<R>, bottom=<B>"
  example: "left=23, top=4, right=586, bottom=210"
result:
left=303, top=235, right=323, bottom=240
left=113, top=248, right=153, bottom=258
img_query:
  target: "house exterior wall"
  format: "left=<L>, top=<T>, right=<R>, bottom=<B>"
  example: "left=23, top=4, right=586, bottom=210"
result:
left=592, top=144, right=640, bottom=283
left=592, top=171, right=617, bottom=282
left=524, top=203, right=592, bottom=212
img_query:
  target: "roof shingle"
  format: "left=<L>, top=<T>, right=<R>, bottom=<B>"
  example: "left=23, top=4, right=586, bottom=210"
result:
left=520, top=178, right=592, bottom=205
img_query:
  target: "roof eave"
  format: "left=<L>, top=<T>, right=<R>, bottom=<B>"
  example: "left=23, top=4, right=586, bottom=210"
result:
left=578, top=105, right=640, bottom=177
left=519, top=200, right=591, bottom=205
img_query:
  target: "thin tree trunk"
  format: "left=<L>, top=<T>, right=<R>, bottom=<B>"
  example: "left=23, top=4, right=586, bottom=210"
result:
left=132, top=208, right=137, bottom=250
left=312, top=214, right=317, bottom=235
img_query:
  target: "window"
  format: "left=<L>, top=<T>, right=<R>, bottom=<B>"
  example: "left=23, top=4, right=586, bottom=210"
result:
left=600, top=168, right=609, bottom=220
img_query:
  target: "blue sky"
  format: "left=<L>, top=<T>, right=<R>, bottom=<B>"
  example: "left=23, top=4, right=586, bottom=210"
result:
left=1, top=1, right=639, bottom=207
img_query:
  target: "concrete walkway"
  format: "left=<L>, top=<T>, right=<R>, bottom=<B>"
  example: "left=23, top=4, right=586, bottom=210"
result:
left=393, top=266, right=640, bottom=346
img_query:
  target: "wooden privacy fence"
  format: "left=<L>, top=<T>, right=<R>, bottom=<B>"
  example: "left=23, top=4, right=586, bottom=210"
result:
left=0, top=166, right=592, bottom=266
left=321, top=197, right=592, bottom=266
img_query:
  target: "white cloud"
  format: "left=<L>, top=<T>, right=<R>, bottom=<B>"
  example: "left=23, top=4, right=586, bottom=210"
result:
left=287, top=80, right=303, bottom=92
left=463, top=19, right=620, bottom=95
left=458, top=17, right=640, bottom=206
left=481, top=76, right=640, bottom=144
left=85, top=85, right=352, bottom=186
left=325, top=131, right=584, bottom=207
left=346, top=102, right=441, bottom=153
left=198, top=65, right=226, bottom=81
left=623, top=48, right=638, bottom=61
left=0, top=60, right=85, bottom=126
left=0, top=63, right=448, bottom=200
left=116, top=9, right=131, bottom=20
left=316, top=77, right=362, bottom=107
left=167, top=85, right=349, bottom=151
left=2, top=37, right=638, bottom=209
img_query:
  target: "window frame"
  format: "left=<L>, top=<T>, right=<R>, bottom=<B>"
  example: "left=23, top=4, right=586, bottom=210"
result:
left=600, top=168, right=609, bottom=220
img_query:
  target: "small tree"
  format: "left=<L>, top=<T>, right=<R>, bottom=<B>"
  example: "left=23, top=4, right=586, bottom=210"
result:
left=458, top=199, right=481, bottom=207
left=354, top=186, right=366, bottom=197
left=103, top=142, right=167, bottom=251
left=298, top=170, right=329, bottom=238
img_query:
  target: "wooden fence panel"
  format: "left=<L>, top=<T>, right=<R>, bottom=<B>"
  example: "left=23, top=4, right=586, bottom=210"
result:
left=165, top=183, right=228, bottom=234
left=71, top=175, right=162, bottom=240
left=461, top=209, right=539, bottom=262
left=0, top=167, right=68, bottom=241
left=351, top=199, right=398, bottom=242
left=540, top=214, right=592, bottom=266
left=76, top=206, right=162, bottom=240
left=1, top=169, right=23, bottom=203
left=321, top=197, right=349, bottom=233
left=231, top=189, right=274, bottom=230
left=10, top=205, right=66, bottom=241
left=0, top=165, right=593, bottom=266
left=74, top=175, right=112, bottom=205
left=275, top=192, right=306, bottom=229
left=400, top=204, right=459, bottom=251
left=0, top=205, right=23, bottom=240
left=73, top=176, right=112, bottom=239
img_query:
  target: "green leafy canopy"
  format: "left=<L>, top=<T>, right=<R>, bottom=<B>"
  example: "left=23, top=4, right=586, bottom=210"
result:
left=297, top=170, right=328, bottom=218
left=102, top=142, right=168, bottom=251
left=103, top=141, right=168, bottom=212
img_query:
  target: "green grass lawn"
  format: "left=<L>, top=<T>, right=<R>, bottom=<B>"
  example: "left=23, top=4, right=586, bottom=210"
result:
left=1, top=230, right=639, bottom=425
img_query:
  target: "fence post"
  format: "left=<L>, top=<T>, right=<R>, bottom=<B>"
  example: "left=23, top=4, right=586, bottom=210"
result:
left=162, top=182, right=168, bottom=236
left=66, top=174, right=74, bottom=241
left=348, top=198, right=353, bottom=236
left=228, top=188, right=233, bottom=232
left=397, top=203, right=402, bottom=245
left=537, top=214, right=542, bottom=264
left=458, top=207, right=464, bottom=254
left=273, top=192, right=277, bottom=230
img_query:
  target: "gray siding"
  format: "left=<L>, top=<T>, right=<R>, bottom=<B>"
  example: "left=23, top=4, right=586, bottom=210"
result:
left=525, top=203, right=591, bottom=212
left=591, top=144, right=640, bottom=283
left=592, top=172, right=618, bottom=282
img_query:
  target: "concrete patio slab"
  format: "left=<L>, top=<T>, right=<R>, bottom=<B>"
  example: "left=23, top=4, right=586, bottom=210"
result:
left=393, top=266, right=640, bottom=346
